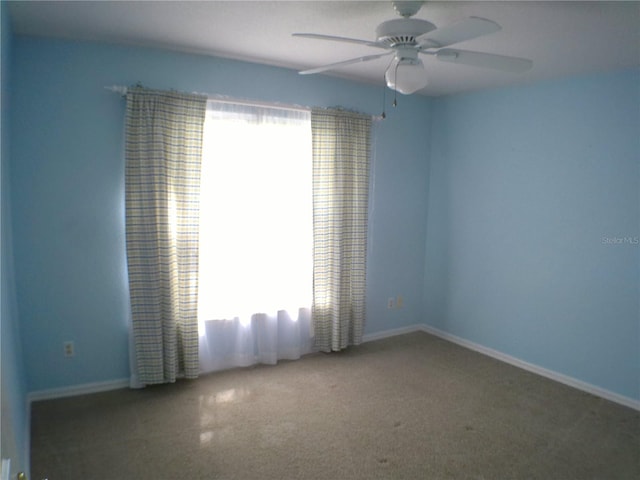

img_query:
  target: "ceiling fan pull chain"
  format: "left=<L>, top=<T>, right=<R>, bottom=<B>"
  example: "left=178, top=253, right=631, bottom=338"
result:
left=393, top=62, right=400, bottom=107
left=381, top=78, right=387, bottom=119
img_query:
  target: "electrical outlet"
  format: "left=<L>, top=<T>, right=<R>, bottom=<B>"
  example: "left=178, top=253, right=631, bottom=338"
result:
left=64, top=341, right=75, bottom=357
left=387, top=297, right=395, bottom=309
left=1, top=458, right=10, bottom=480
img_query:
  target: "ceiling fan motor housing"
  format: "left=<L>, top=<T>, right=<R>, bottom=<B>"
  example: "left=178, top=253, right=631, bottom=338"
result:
left=376, top=18, right=436, bottom=48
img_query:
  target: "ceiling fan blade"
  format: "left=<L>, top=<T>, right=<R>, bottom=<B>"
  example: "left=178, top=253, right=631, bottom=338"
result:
left=417, top=17, right=501, bottom=48
left=299, top=52, right=393, bottom=75
left=435, top=48, right=533, bottom=73
left=292, top=33, right=387, bottom=49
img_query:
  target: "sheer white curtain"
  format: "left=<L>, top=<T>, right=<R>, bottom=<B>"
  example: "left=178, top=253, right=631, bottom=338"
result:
left=197, top=100, right=315, bottom=373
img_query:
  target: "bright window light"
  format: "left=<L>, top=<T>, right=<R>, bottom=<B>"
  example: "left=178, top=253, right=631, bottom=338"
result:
left=197, top=102, right=312, bottom=328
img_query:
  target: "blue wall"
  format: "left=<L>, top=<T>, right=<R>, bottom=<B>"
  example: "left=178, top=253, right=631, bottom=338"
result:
left=425, top=69, right=640, bottom=401
left=8, top=32, right=639, bottom=405
left=1, top=2, right=29, bottom=476
left=10, top=36, right=431, bottom=392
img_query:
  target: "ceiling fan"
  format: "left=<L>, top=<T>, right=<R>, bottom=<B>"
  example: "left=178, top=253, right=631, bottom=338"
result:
left=293, top=1, right=533, bottom=94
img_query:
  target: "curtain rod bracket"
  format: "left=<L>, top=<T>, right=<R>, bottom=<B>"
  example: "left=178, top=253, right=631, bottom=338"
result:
left=104, top=85, right=128, bottom=96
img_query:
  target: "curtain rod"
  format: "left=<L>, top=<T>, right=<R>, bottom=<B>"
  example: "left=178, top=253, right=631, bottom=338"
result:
left=104, top=85, right=309, bottom=113
left=104, top=85, right=384, bottom=121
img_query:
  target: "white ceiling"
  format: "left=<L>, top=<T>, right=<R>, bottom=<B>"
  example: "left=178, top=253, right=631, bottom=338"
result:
left=7, top=1, right=640, bottom=96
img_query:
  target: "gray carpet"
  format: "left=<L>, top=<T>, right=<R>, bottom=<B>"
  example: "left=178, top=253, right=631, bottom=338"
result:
left=31, top=331, right=639, bottom=479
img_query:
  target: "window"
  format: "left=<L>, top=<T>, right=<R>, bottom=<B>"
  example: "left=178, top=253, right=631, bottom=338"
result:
left=197, top=102, right=312, bottom=326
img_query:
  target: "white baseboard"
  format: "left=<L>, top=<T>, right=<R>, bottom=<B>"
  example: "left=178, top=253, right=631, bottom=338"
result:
left=362, top=324, right=425, bottom=343
left=28, top=378, right=129, bottom=403
left=418, top=324, right=640, bottom=411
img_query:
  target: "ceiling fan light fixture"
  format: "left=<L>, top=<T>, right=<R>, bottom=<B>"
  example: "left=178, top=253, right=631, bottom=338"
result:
left=385, top=57, right=428, bottom=95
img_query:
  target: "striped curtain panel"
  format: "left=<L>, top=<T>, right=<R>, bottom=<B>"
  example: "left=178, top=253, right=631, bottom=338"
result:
left=125, top=87, right=207, bottom=385
left=311, top=108, right=372, bottom=352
